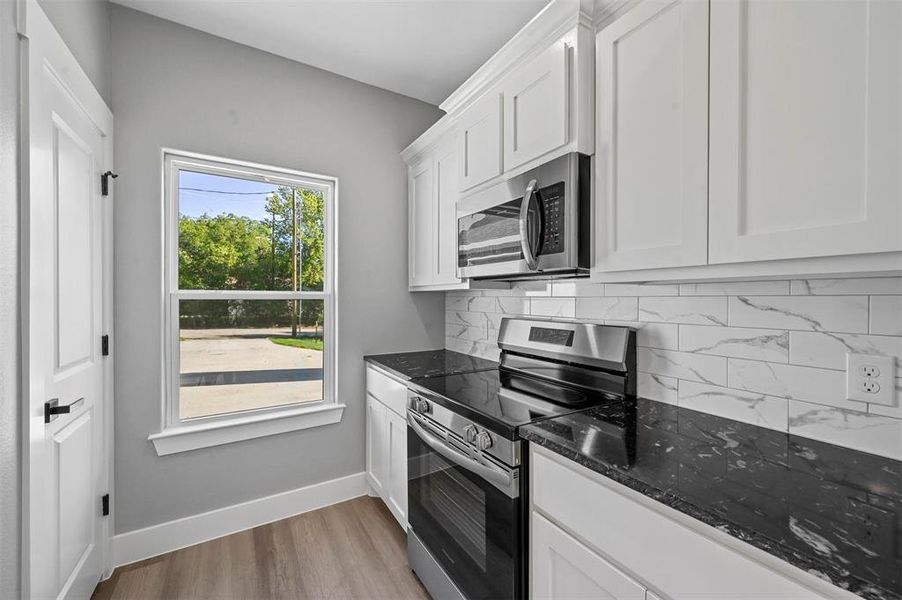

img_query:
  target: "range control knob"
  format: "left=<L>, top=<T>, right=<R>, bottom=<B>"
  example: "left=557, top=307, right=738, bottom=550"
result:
left=413, top=398, right=430, bottom=413
left=464, top=425, right=478, bottom=443
left=475, top=431, right=494, bottom=451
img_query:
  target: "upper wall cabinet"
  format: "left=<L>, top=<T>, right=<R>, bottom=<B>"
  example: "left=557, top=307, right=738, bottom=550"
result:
left=434, top=141, right=461, bottom=285
left=592, top=0, right=902, bottom=282
left=594, top=0, right=709, bottom=272
left=404, top=127, right=469, bottom=291
left=408, top=157, right=436, bottom=287
left=708, top=0, right=902, bottom=264
left=458, top=91, right=503, bottom=191
left=444, top=4, right=595, bottom=196
left=502, top=39, right=569, bottom=172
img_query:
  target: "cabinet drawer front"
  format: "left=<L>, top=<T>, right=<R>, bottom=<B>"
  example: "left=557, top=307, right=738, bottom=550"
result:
left=532, top=512, right=646, bottom=600
left=366, top=367, right=408, bottom=416
left=531, top=448, right=827, bottom=599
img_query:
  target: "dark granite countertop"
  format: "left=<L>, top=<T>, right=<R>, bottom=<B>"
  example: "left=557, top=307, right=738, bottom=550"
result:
left=521, top=398, right=901, bottom=600
left=364, top=349, right=498, bottom=381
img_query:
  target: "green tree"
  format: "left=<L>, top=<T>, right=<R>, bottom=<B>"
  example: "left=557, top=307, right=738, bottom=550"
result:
left=177, top=186, right=325, bottom=333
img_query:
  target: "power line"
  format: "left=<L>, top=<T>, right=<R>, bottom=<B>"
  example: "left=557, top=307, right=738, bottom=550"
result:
left=179, top=187, right=281, bottom=195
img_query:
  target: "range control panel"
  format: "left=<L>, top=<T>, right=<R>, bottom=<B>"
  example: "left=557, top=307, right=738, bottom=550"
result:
left=540, top=181, right=565, bottom=254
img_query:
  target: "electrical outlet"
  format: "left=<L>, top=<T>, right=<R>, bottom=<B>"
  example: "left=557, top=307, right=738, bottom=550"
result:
left=846, top=353, right=895, bottom=406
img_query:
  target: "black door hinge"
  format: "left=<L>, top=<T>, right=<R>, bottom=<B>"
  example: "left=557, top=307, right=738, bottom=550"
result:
left=101, top=334, right=110, bottom=357
left=101, top=494, right=110, bottom=517
left=101, top=171, right=118, bottom=196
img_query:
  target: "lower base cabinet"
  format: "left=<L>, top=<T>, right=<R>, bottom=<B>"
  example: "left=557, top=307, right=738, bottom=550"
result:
left=530, top=445, right=849, bottom=600
left=532, top=513, right=646, bottom=599
left=365, top=367, right=408, bottom=530
left=385, top=409, right=407, bottom=527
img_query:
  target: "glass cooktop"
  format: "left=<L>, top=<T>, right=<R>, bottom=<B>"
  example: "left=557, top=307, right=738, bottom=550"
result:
left=407, top=368, right=620, bottom=440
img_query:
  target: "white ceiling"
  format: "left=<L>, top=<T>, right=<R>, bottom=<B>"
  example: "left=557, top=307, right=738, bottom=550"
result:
left=110, top=0, right=549, bottom=105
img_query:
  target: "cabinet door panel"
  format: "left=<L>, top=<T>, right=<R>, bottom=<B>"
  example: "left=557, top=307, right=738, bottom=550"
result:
left=532, top=513, right=646, bottom=600
left=459, top=92, right=503, bottom=190
left=366, top=395, right=387, bottom=495
left=435, top=142, right=462, bottom=284
left=503, top=40, right=569, bottom=171
left=386, top=410, right=408, bottom=529
left=595, top=0, right=709, bottom=272
left=409, top=159, right=435, bottom=285
left=709, top=0, right=902, bottom=262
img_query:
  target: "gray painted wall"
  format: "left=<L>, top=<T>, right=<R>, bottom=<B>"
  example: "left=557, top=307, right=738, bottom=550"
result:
left=110, top=5, right=444, bottom=533
left=37, top=0, right=112, bottom=104
left=0, top=1, right=20, bottom=597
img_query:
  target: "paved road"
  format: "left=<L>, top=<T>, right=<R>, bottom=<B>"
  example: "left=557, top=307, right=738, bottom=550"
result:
left=179, top=327, right=324, bottom=419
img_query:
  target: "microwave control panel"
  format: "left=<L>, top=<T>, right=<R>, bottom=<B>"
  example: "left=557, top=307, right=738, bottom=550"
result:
left=540, top=181, right=565, bottom=254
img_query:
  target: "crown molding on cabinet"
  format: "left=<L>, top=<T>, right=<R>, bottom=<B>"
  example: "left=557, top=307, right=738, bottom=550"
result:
left=400, top=114, right=456, bottom=164
left=439, top=0, right=595, bottom=116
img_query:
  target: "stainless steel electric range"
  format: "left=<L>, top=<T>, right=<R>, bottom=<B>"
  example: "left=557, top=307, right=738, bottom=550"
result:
left=405, top=317, right=637, bottom=600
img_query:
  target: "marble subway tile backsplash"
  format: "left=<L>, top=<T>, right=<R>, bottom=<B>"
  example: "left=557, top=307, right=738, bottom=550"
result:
left=445, top=277, right=902, bottom=460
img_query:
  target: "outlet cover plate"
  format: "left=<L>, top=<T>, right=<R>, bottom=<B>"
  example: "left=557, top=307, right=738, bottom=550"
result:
left=846, top=353, right=895, bottom=406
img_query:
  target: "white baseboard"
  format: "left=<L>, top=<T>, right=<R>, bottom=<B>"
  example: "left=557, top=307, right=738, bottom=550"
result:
left=111, top=471, right=367, bottom=569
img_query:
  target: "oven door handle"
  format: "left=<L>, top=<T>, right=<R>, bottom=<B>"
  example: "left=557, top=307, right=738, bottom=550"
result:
left=519, top=179, right=540, bottom=271
left=408, top=413, right=516, bottom=494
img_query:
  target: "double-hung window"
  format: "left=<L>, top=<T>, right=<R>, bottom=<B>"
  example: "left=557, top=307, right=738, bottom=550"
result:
left=150, top=150, right=342, bottom=455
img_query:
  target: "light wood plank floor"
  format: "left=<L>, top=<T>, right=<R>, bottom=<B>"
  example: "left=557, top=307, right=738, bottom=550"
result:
left=93, top=496, right=430, bottom=600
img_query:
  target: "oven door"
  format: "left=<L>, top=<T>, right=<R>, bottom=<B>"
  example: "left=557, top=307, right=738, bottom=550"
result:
left=407, top=412, right=521, bottom=600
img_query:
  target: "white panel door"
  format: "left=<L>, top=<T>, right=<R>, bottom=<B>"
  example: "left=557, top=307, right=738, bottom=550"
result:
left=532, top=513, right=646, bottom=600
left=709, top=0, right=902, bottom=263
left=24, top=2, right=113, bottom=598
left=594, top=0, right=709, bottom=272
left=366, top=394, right=387, bottom=496
left=434, top=141, right=462, bottom=285
left=459, top=91, right=503, bottom=190
left=408, top=158, right=435, bottom=286
left=503, top=40, right=569, bottom=171
left=385, top=409, right=408, bottom=529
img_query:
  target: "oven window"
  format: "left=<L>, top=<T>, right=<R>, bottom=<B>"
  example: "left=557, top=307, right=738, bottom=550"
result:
left=421, top=456, right=487, bottom=569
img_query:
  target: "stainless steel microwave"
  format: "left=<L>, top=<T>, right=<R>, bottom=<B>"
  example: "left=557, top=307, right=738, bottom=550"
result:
left=457, top=153, right=590, bottom=280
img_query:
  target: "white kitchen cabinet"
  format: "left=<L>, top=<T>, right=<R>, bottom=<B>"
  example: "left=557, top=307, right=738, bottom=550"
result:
left=592, top=0, right=902, bottom=282
left=530, top=445, right=849, bottom=600
left=365, top=392, right=387, bottom=497
left=502, top=39, right=569, bottom=172
left=594, top=0, right=709, bottom=272
left=458, top=90, right=503, bottom=191
left=408, top=157, right=435, bottom=287
left=405, top=131, right=469, bottom=291
left=708, top=0, right=902, bottom=264
left=434, top=141, right=461, bottom=285
left=365, top=366, right=408, bottom=530
left=385, top=409, right=408, bottom=528
left=532, top=512, right=646, bottom=600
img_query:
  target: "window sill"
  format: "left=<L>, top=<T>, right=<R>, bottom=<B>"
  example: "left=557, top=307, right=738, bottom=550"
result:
left=148, top=403, right=345, bottom=456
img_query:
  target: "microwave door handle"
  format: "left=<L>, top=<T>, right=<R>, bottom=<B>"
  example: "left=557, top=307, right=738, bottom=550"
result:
left=408, top=413, right=516, bottom=496
left=519, top=179, right=539, bottom=270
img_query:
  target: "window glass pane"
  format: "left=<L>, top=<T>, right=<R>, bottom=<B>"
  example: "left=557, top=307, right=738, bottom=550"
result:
left=178, top=170, right=324, bottom=291
left=178, top=299, right=325, bottom=419
left=298, top=188, right=325, bottom=292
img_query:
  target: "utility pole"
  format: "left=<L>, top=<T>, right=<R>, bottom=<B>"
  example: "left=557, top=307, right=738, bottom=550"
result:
left=291, top=188, right=298, bottom=338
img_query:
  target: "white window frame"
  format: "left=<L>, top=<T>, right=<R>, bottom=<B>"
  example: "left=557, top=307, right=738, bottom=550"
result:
left=149, top=149, right=342, bottom=455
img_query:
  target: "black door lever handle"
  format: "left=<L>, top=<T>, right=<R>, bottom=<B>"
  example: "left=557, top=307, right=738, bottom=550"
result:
left=44, top=397, right=85, bottom=424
